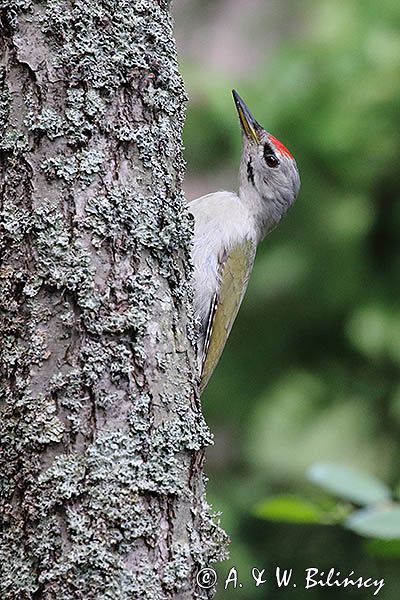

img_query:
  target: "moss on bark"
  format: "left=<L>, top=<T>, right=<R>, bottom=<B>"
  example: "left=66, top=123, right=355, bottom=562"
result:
left=0, top=1, right=227, bottom=598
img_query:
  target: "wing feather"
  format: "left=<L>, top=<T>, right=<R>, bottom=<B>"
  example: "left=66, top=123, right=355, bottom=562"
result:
left=200, top=239, right=256, bottom=391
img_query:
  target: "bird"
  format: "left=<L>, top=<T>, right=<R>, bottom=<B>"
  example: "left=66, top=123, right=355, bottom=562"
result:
left=189, top=90, right=300, bottom=391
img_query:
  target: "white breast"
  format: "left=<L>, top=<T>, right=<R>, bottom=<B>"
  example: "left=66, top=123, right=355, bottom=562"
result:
left=189, top=190, right=254, bottom=327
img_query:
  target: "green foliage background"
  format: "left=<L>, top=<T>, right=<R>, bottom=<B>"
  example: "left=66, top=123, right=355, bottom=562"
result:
left=180, top=0, right=400, bottom=598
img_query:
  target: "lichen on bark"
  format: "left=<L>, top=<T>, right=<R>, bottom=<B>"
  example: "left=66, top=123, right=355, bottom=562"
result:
left=0, top=1, right=227, bottom=598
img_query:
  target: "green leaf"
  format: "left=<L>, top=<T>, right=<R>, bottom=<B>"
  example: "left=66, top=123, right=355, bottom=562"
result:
left=254, top=495, right=325, bottom=524
left=345, top=506, right=400, bottom=539
left=307, top=462, right=390, bottom=505
left=365, top=539, right=400, bottom=558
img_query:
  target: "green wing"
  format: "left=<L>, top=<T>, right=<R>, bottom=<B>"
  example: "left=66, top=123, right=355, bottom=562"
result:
left=201, top=239, right=256, bottom=391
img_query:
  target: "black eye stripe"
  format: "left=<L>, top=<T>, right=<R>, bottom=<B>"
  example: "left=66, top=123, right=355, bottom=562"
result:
left=263, top=142, right=274, bottom=156
left=247, top=158, right=255, bottom=185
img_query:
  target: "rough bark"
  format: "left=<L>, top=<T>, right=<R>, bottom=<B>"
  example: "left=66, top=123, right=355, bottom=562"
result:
left=0, top=1, right=227, bottom=598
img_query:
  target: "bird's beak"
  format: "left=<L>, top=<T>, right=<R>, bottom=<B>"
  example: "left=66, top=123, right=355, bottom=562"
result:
left=232, top=89, right=260, bottom=144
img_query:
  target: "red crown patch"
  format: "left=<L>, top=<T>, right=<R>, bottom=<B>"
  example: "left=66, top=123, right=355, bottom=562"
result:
left=268, top=134, right=293, bottom=159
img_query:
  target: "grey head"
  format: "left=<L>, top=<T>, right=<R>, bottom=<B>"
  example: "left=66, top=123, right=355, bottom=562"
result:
left=232, top=89, right=300, bottom=241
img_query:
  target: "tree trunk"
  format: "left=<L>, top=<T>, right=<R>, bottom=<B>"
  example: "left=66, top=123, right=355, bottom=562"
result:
left=0, top=1, right=227, bottom=598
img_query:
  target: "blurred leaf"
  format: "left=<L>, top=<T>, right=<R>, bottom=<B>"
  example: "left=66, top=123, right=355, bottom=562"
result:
left=248, top=391, right=382, bottom=483
left=365, top=538, right=400, bottom=558
left=345, top=506, right=400, bottom=539
left=346, top=305, right=389, bottom=360
left=254, top=495, right=325, bottom=524
left=347, top=306, right=400, bottom=363
left=307, top=463, right=390, bottom=505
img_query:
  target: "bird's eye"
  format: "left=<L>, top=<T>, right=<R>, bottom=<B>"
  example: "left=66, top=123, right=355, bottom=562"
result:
left=264, top=152, right=279, bottom=168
